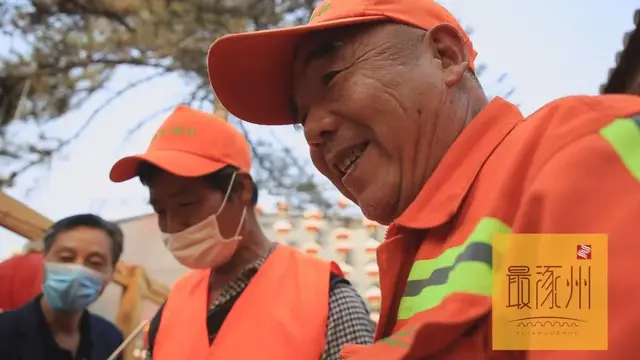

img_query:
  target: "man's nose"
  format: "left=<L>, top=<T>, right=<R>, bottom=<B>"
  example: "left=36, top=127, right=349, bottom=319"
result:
left=164, top=221, right=185, bottom=235
left=303, top=108, right=341, bottom=147
left=159, top=213, right=183, bottom=234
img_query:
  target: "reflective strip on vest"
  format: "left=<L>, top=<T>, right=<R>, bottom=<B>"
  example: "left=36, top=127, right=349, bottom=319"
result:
left=599, top=115, right=640, bottom=182
left=397, top=217, right=512, bottom=320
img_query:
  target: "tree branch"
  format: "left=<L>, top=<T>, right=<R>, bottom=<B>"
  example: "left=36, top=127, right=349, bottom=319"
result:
left=0, top=70, right=168, bottom=187
left=0, top=0, right=516, bottom=212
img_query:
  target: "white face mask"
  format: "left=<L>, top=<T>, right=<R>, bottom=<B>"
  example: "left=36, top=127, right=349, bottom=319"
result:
left=162, top=172, right=247, bottom=269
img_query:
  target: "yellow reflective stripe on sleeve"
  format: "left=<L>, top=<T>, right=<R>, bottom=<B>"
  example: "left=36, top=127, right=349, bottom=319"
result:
left=599, top=115, right=640, bottom=182
left=397, top=217, right=512, bottom=320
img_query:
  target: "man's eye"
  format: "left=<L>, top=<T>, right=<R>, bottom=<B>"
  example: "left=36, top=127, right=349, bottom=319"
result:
left=88, top=260, right=105, bottom=268
left=322, top=70, right=340, bottom=86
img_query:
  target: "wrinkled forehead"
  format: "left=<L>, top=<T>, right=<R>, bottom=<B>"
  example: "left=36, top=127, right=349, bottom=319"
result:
left=148, top=172, right=207, bottom=198
left=51, top=227, right=113, bottom=259
left=293, top=23, right=384, bottom=72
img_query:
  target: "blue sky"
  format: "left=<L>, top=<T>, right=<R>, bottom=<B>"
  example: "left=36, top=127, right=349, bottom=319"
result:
left=0, top=0, right=638, bottom=259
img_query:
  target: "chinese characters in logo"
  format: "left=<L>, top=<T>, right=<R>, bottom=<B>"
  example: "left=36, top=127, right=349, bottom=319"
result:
left=506, top=265, right=591, bottom=311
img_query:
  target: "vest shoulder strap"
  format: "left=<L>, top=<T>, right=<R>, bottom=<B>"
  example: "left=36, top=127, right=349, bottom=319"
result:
left=330, top=271, right=349, bottom=289
left=147, top=302, right=165, bottom=353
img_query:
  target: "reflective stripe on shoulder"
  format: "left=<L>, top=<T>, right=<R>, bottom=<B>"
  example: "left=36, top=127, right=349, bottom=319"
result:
left=599, top=114, right=640, bottom=182
left=397, top=217, right=512, bottom=321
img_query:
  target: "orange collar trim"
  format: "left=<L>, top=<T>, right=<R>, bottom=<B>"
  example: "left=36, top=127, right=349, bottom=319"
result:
left=394, top=97, right=523, bottom=229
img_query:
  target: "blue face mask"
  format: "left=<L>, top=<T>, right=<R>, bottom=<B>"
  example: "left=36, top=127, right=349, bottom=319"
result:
left=43, top=262, right=105, bottom=312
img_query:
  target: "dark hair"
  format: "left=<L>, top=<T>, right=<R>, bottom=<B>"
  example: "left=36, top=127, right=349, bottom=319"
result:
left=137, top=163, right=259, bottom=205
left=43, top=214, right=124, bottom=265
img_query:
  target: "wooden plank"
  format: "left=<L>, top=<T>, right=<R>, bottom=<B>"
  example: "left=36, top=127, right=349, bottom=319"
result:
left=213, top=96, right=229, bottom=121
left=116, top=266, right=147, bottom=360
left=0, top=192, right=51, bottom=242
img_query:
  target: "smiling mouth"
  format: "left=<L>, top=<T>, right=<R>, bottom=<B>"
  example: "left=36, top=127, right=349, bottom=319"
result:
left=337, top=142, right=369, bottom=176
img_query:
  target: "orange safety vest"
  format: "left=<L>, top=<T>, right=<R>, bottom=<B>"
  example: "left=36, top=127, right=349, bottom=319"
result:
left=153, top=244, right=343, bottom=360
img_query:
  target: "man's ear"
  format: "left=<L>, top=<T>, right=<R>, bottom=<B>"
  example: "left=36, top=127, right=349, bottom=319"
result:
left=424, top=23, right=469, bottom=87
left=235, top=173, right=255, bottom=206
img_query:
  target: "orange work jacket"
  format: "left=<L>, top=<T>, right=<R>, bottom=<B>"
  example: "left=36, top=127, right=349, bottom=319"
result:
left=153, top=244, right=342, bottom=360
left=342, top=95, right=640, bottom=360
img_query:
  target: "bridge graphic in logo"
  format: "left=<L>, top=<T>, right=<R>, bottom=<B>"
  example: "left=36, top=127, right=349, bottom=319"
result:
left=509, top=316, right=585, bottom=328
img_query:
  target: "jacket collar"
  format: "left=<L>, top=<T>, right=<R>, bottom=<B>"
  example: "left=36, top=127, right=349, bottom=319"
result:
left=393, top=97, right=523, bottom=229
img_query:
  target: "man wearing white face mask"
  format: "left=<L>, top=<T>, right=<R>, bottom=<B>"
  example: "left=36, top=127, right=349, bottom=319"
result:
left=109, top=105, right=374, bottom=360
left=0, top=214, right=125, bottom=360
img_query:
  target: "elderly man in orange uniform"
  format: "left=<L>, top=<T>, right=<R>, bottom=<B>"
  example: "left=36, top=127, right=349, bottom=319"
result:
left=206, top=0, right=640, bottom=359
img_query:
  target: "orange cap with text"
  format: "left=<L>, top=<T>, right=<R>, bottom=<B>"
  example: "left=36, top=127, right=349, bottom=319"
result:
left=207, top=0, right=477, bottom=126
left=109, top=105, right=251, bottom=182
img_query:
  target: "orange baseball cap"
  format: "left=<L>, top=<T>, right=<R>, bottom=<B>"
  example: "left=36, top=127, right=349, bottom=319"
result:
left=109, top=105, right=251, bottom=182
left=207, top=0, right=477, bottom=126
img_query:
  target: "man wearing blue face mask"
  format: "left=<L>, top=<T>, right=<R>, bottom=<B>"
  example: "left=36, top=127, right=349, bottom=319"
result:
left=0, top=214, right=125, bottom=360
